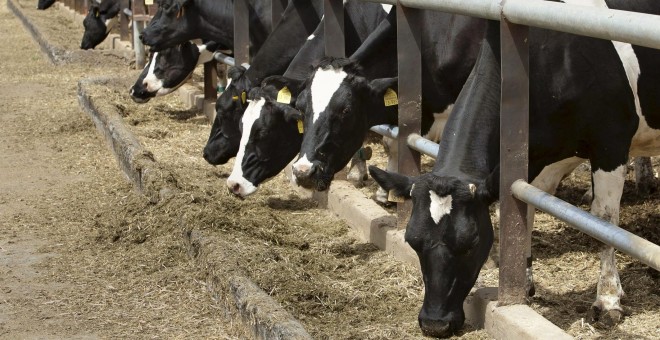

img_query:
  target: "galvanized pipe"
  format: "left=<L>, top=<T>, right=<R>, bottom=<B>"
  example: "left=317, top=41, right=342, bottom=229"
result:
left=213, top=52, right=236, bottom=67
left=407, top=133, right=439, bottom=158
left=370, top=125, right=440, bottom=158
left=360, top=0, right=660, bottom=50
left=511, top=180, right=660, bottom=271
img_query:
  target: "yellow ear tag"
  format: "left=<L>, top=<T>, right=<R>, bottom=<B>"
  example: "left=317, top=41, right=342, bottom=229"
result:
left=241, top=91, right=247, bottom=104
left=95, top=11, right=99, bottom=18
left=387, top=189, right=405, bottom=203
left=277, top=86, right=292, bottom=104
left=232, top=96, right=239, bottom=101
left=297, top=120, right=304, bottom=134
left=384, top=88, right=398, bottom=107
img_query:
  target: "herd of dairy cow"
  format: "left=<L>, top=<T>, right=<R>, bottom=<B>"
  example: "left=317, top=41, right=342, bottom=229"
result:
left=37, top=0, right=660, bottom=337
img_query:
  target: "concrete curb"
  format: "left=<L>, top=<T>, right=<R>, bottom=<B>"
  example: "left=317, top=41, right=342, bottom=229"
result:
left=7, top=0, right=67, bottom=64
left=185, top=230, right=312, bottom=340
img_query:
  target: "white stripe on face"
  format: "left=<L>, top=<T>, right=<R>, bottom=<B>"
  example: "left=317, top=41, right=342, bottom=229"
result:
left=382, top=4, right=392, bottom=13
left=307, top=34, right=315, bottom=41
left=429, top=190, right=452, bottom=224
left=227, top=98, right=265, bottom=197
left=310, top=67, right=347, bottom=124
left=143, top=52, right=163, bottom=92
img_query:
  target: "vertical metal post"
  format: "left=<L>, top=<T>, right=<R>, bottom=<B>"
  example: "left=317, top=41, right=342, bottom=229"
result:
left=120, top=0, right=130, bottom=42
left=396, top=4, right=422, bottom=229
left=234, top=0, right=250, bottom=65
left=204, top=60, right=219, bottom=121
left=499, top=14, right=530, bottom=305
left=132, top=0, right=147, bottom=69
left=271, top=0, right=287, bottom=30
left=324, top=0, right=345, bottom=57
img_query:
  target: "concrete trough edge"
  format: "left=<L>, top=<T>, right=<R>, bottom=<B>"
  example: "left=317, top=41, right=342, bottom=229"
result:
left=75, top=76, right=311, bottom=338
left=7, top=0, right=66, bottom=64
left=184, top=229, right=312, bottom=340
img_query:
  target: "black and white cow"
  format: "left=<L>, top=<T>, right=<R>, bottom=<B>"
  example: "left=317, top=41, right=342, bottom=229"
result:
left=129, top=41, right=219, bottom=103
left=201, top=0, right=324, bottom=165
left=140, top=0, right=272, bottom=54
left=290, top=11, right=485, bottom=192
left=81, top=0, right=120, bottom=50
left=225, top=6, right=396, bottom=197
left=37, top=0, right=56, bottom=10
left=203, top=1, right=391, bottom=166
left=369, top=0, right=660, bottom=337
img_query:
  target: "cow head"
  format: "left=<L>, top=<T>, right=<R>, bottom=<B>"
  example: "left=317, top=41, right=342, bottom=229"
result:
left=203, top=66, right=253, bottom=165
left=291, top=57, right=397, bottom=191
left=140, top=0, right=195, bottom=51
left=81, top=2, right=117, bottom=50
left=369, top=165, right=497, bottom=337
left=37, top=0, right=56, bottom=10
left=130, top=41, right=217, bottom=103
left=227, top=76, right=306, bottom=198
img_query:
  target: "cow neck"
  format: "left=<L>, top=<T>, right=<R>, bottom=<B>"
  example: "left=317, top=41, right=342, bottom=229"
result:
left=196, top=0, right=234, bottom=50
left=243, top=0, right=324, bottom=80
left=433, top=20, right=501, bottom=183
left=366, top=94, right=399, bottom=127
left=349, top=9, right=397, bottom=80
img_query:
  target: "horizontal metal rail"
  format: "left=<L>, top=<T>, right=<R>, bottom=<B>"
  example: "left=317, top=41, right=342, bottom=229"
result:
left=511, top=180, right=660, bottom=271
left=370, top=125, right=439, bottom=158
left=213, top=51, right=252, bottom=69
left=361, top=0, right=660, bottom=50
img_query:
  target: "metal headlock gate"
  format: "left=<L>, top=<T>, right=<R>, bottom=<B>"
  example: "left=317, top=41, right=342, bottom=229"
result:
left=220, top=0, right=660, bottom=306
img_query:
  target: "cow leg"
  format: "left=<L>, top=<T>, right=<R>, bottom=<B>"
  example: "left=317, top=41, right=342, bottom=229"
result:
left=588, top=164, right=626, bottom=326
left=529, top=157, right=585, bottom=297
left=375, top=136, right=398, bottom=204
left=634, top=156, right=656, bottom=195
left=347, top=146, right=372, bottom=186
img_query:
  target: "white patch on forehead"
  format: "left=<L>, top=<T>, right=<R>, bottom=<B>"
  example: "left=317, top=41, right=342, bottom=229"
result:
left=143, top=52, right=163, bottom=93
left=382, top=4, right=392, bottom=13
left=197, top=44, right=215, bottom=64
left=226, top=77, right=233, bottom=88
left=227, top=98, right=265, bottom=197
left=310, top=67, right=347, bottom=124
left=429, top=191, right=452, bottom=224
left=307, top=34, right=315, bottom=41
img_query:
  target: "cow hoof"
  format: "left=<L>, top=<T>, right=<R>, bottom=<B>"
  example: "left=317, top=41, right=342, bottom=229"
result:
left=588, top=304, right=624, bottom=328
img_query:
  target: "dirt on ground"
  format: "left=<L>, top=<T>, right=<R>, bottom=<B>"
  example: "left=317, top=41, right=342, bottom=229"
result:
left=2, top=0, right=659, bottom=339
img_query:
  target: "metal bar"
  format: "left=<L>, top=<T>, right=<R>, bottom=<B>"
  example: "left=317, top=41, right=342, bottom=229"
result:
left=499, top=16, right=530, bottom=305
left=204, top=60, right=219, bottom=121
left=234, top=0, right=250, bottom=65
left=370, top=124, right=398, bottom=140
left=271, top=0, right=287, bottom=31
left=324, top=0, right=345, bottom=57
left=213, top=52, right=236, bottom=67
left=360, top=0, right=660, bottom=50
left=407, top=133, right=439, bottom=158
left=395, top=3, right=422, bottom=229
left=512, top=180, right=660, bottom=271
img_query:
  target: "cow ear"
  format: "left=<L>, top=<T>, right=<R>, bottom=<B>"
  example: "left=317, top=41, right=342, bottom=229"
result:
left=368, top=77, right=398, bottom=97
left=281, top=104, right=304, bottom=123
left=228, top=66, right=247, bottom=81
left=476, top=166, right=499, bottom=205
left=369, top=165, right=414, bottom=199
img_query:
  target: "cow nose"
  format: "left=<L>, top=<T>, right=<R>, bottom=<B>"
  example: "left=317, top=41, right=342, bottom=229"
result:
left=202, top=148, right=211, bottom=162
left=139, top=33, right=145, bottom=44
left=418, top=318, right=451, bottom=338
left=292, top=162, right=315, bottom=180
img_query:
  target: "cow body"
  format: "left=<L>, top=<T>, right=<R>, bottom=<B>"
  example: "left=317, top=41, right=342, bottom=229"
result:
left=81, top=0, right=121, bottom=50
left=369, top=0, right=660, bottom=337
left=291, top=11, right=486, bottom=192
left=129, top=41, right=219, bottom=103
left=140, top=0, right=272, bottom=54
left=203, top=1, right=390, bottom=166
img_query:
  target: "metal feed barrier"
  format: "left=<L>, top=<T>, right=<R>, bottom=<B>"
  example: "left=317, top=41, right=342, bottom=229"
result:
left=222, top=1, right=660, bottom=306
